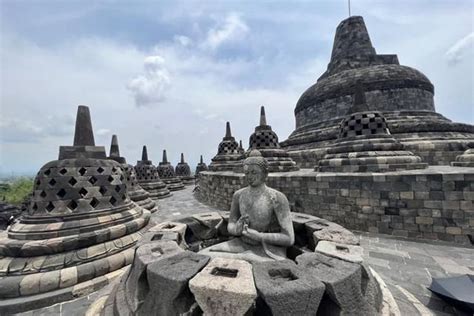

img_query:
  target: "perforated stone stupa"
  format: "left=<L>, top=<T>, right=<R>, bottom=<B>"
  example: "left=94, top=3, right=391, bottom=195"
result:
left=175, top=153, right=194, bottom=185
left=195, top=155, right=208, bottom=175
left=281, top=15, right=474, bottom=167
left=246, top=106, right=298, bottom=172
left=135, top=146, right=171, bottom=199
left=317, top=85, right=428, bottom=172
left=0, top=106, right=151, bottom=313
left=157, top=150, right=185, bottom=191
left=108, top=135, right=158, bottom=213
left=209, top=122, right=243, bottom=171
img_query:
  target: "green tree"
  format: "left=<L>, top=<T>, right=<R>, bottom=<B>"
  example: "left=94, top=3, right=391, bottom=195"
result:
left=0, top=178, right=34, bottom=206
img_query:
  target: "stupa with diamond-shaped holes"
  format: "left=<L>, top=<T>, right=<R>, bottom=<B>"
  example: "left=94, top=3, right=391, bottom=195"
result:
left=108, top=135, right=158, bottom=213
left=209, top=122, right=243, bottom=171
left=135, top=146, right=171, bottom=199
left=157, top=150, right=185, bottom=191
left=175, top=153, right=194, bottom=185
left=0, top=106, right=151, bottom=313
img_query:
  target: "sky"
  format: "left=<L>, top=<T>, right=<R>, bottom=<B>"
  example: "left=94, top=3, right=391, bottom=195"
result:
left=1, top=0, right=473, bottom=176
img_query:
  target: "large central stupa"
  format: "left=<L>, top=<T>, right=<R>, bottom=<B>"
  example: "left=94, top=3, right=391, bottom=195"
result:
left=281, top=16, right=474, bottom=167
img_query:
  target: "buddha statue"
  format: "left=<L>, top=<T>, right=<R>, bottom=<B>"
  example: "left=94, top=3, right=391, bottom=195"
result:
left=201, top=150, right=294, bottom=262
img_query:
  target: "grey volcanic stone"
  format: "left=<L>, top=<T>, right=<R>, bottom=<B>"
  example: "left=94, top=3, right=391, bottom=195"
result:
left=73, top=105, right=95, bottom=146
left=296, top=252, right=379, bottom=316
left=253, top=260, right=325, bottom=316
left=123, top=240, right=184, bottom=313
left=141, top=251, right=209, bottom=316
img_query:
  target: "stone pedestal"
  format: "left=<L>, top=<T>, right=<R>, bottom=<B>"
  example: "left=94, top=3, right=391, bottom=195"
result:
left=189, top=257, right=257, bottom=315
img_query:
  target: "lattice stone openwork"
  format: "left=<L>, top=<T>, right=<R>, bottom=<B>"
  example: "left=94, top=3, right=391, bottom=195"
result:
left=31, top=160, right=128, bottom=215
left=339, top=112, right=390, bottom=138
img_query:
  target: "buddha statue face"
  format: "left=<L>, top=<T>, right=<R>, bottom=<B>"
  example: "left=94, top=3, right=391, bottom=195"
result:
left=243, top=164, right=267, bottom=187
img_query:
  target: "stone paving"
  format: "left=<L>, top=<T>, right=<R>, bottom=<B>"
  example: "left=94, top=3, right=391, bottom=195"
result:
left=15, top=185, right=474, bottom=316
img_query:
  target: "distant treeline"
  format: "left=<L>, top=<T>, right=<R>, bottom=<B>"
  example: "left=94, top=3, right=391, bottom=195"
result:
left=0, top=178, right=34, bottom=206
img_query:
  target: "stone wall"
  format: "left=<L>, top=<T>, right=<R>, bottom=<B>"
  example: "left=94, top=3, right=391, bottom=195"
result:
left=196, top=167, right=474, bottom=245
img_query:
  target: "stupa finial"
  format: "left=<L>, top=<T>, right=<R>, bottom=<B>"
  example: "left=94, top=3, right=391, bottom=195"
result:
left=260, top=106, right=267, bottom=126
left=142, top=146, right=148, bottom=161
left=162, top=150, right=168, bottom=163
left=110, top=135, right=120, bottom=157
left=180, top=153, right=185, bottom=163
left=200, top=155, right=204, bottom=163
left=73, top=105, right=95, bottom=146
left=225, top=122, right=232, bottom=138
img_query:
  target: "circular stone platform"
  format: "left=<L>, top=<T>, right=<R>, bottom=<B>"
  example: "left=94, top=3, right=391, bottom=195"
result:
left=93, top=211, right=399, bottom=316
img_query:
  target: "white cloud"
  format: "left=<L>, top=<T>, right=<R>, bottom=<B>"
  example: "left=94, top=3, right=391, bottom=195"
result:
left=174, top=35, right=192, bottom=47
left=127, top=55, right=171, bottom=107
left=96, top=128, right=111, bottom=136
left=203, top=13, right=249, bottom=50
left=446, top=32, right=474, bottom=65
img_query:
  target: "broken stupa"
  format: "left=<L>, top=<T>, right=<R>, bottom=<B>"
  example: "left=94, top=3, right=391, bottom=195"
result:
left=157, top=150, right=185, bottom=191
left=135, top=146, right=171, bottom=199
left=174, top=153, right=194, bottom=185
left=0, top=106, right=151, bottom=314
left=209, top=122, right=243, bottom=171
left=245, top=106, right=299, bottom=172
left=195, top=155, right=208, bottom=175
left=316, top=84, right=428, bottom=172
left=108, top=135, right=158, bottom=213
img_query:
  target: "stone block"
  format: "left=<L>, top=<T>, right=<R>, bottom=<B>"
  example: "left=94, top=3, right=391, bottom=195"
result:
left=189, top=257, right=257, bottom=316
left=141, top=251, right=210, bottom=316
left=415, top=217, right=433, bottom=225
left=125, top=241, right=184, bottom=313
left=253, top=260, right=325, bottom=316
left=149, top=221, right=187, bottom=247
left=253, top=260, right=324, bottom=316
left=296, top=253, right=378, bottom=315
left=315, top=241, right=363, bottom=263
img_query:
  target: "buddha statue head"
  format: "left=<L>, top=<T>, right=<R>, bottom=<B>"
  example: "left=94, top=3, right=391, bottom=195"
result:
left=243, top=150, right=268, bottom=187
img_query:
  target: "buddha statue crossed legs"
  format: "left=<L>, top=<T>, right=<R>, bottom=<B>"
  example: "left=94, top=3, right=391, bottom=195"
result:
left=201, top=150, right=294, bottom=262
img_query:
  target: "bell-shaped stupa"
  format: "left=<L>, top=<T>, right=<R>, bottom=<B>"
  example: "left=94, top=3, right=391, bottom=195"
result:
left=282, top=16, right=474, bottom=167
left=157, top=150, right=185, bottom=191
left=175, top=153, right=194, bottom=185
left=316, top=85, right=428, bottom=172
left=451, top=147, right=474, bottom=167
left=108, top=135, right=158, bottom=213
left=246, top=106, right=298, bottom=172
left=238, top=140, right=245, bottom=154
left=0, top=106, right=151, bottom=313
left=135, top=146, right=171, bottom=199
left=209, top=122, right=243, bottom=171
left=195, top=155, right=209, bottom=175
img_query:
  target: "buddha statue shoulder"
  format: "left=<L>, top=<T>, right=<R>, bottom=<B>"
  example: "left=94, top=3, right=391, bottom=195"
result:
left=201, top=150, right=294, bottom=262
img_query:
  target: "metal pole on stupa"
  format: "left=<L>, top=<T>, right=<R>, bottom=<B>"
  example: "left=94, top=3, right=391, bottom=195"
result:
left=157, top=150, right=185, bottom=191
left=0, top=105, right=152, bottom=313
left=135, top=146, right=171, bottom=199
left=108, top=135, right=158, bottom=213
left=175, top=153, right=194, bottom=185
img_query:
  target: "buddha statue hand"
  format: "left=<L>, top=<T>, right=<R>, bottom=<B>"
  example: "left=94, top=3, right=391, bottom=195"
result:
left=233, top=215, right=249, bottom=235
left=242, top=225, right=262, bottom=242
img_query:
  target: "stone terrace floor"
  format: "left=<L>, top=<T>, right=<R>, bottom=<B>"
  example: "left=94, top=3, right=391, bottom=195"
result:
left=16, top=185, right=474, bottom=316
